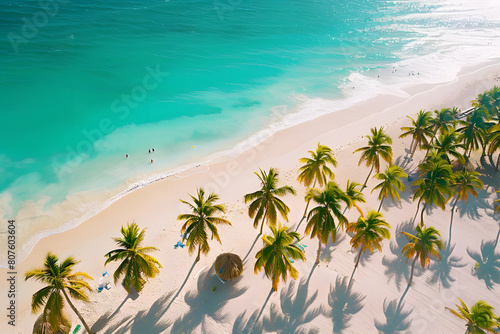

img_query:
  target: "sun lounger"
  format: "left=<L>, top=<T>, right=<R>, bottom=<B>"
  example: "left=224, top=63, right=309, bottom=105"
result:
left=72, top=324, right=81, bottom=333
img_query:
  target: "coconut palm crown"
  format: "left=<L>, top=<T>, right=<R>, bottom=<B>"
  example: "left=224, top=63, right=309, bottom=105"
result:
left=25, top=252, right=95, bottom=334
left=245, top=168, right=296, bottom=234
left=402, top=225, right=444, bottom=285
left=177, top=188, right=232, bottom=261
left=105, top=222, right=162, bottom=293
left=372, top=165, right=408, bottom=212
left=354, top=126, right=393, bottom=187
left=447, top=298, right=499, bottom=334
left=254, top=223, right=306, bottom=291
left=305, top=181, right=350, bottom=263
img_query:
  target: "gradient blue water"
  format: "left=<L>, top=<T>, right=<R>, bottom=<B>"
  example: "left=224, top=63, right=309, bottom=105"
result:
left=0, top=0, right=499, bottom=253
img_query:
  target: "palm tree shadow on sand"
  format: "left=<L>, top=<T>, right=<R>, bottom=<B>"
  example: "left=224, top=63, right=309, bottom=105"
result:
left=319, top=234, right=347, bottom=264
left=455, top=188, right=491, bottom=220
left=468, top=239, right=500, bottom=290
left=232, top=310, right=264, bottom=334
left=262, top=265, right=322, bottom=334
left=428, top=242, right=466, bottom=289
left=325, top=276, right=366, bottom=333
left=101, top=291, right=174, bottom=334
left=382, top=220, right=421, bottom=290
left=374, top=285, right=413, bottom=334
left=170, top=267, right=248, bottom=333
left=98, top=259, right=198, bottom=333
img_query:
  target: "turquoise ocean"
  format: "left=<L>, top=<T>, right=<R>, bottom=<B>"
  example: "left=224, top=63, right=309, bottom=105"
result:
left=0, top=0, right=499, bottom=264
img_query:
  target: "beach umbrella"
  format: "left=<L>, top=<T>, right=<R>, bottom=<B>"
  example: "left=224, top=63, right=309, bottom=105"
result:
left=32, top=311, right=71, bottom=334
left=214, top=253, right=243, bottom=281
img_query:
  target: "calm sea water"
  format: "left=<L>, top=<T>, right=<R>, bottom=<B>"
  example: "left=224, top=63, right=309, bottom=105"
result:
left=0, top=0, right=499, bottom=263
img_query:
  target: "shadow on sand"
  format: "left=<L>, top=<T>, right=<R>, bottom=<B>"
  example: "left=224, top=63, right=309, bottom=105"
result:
left=170, top=267, right=248, bottom=333
left=468, top=239, right=500, bottom=290
left=325, top=276, right=365, bottom=333
left=262, top=265, right=322, bottom=334
left=374, top=285, right=413, bottom=334
left=97, top=259, right=198, bottom=333
left=382, top=220, right=420, bottom=290
left=428, top=242, right=466, bottom=289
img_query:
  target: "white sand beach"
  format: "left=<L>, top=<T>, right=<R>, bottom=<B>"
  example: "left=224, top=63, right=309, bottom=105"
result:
left=3, top=60, right=500, bottom=334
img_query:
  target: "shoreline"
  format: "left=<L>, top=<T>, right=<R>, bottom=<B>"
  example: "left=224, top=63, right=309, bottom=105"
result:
left=4, top=58, right=500, bottom=333
left=7, top=57, right=500, bottom=269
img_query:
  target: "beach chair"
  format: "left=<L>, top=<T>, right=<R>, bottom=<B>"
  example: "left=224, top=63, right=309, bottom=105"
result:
left=72, top=324, right=81, bottom=333
left=174, top=241, right=185, bottom=249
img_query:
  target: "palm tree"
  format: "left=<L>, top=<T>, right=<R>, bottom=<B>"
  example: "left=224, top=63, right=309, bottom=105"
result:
left=372, top=165, right=408, bottom=212
left=347, top=211, right=391, bottom=283
left=245, top=168, right=296, bottom=234
left=412, top=159, right=453, bottom=225
left=450, top=170, right=484, bottom=212
left=177, top=188, right=232, bottom=261
left=305, top=182, right=350, bottom=264
left=429, top=129, right=465, bottom=165
left=399, top=110, right=433, bottom=158
left=447, top=298, right=499, bottom=334
left=345, top=180, right=366, bottom=216
left=402, top=225, right=444, bottom=285
left=428, top=108, right=456, bottom=145
left=104, top=222, right=162, bottom=293
left=487, top=86, right=500, bottom=119
left=486, top=123, right=500, bottom=170
left=354, top=127, right=393, bottom=188
left=458, top=107, right=491, bottom=158
left=297, top=143, right=337, bottom=218
left=254, top=223, right=306, bottom=291
left=25, top=252, right=95, bottom=334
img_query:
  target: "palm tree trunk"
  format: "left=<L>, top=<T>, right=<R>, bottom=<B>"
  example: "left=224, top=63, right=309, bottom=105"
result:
left=448, top=196, right=459, bottom=249
left=378, top=197, right=385, bottom=212
left=61, top=288, right=95, bottom=334
left=259, top=216, right=267, bottom=235
left=413, top=198, right=422, bottom=224
left=420, top=203, right=427, bottom=226
left=316, top=238, right=322, bottom=264
left=348, top=251, right=363, bottom=290
left=196, top=245, right=201, bottom=261
left=302, top=180, right=317, bottom=218
left=408, top=255, right=418, bottom=286
left=409, top=137, right=415, bottom=157
left=362, top=164, right=375, bottom=189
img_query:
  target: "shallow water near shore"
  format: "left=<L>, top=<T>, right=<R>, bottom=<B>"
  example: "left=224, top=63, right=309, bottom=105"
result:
left=0, top=0, right=499, bottom=265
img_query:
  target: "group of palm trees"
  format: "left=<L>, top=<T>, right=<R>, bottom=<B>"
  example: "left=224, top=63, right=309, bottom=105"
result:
left=25, top=86, right=500, bottom=333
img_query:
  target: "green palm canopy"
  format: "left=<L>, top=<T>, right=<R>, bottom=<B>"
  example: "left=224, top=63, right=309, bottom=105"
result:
left=105, top=222, right=162, bottom=293
left=297, top=143, right=337, bottom=218
left=25, top=252, right=94, bottom=334
left=178, top=188, right=232, bottom=261
left=447, top=298, right=499, bottom=334
left=402, top=225, right=444, bottom=286
left=245, top=168, right=296, bottom=234
left=347, top=210, right=391, bottom=285
left=305, top=181, right=350, bottom=264
left=354, top=126, right=393, bottom=188
left=412, top=158, right=453, bottom=225
left=254, top=223, right=306, bottom=291
left=399, top=110, right=433, bottom=158
left=372, top=165, right=407, bottom=212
